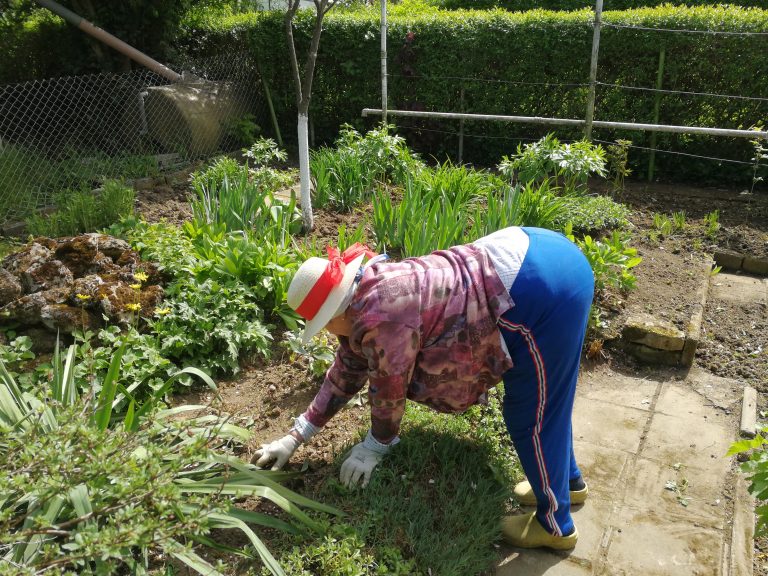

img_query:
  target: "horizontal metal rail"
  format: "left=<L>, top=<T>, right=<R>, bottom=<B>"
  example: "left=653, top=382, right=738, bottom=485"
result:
left=361, top=108, right=768, bottom=140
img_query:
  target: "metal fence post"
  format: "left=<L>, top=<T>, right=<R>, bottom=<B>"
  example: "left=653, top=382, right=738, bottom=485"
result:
left=458, top=85, right=465, bottom=164
left=648, top=45, right=666, bottom=182
left=381, top=0, right=388, bottom=124
left=584, top=0, right=604, bottom=141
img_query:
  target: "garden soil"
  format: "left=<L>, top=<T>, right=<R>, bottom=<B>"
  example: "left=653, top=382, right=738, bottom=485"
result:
left=136, top=178, right=768, bottom=575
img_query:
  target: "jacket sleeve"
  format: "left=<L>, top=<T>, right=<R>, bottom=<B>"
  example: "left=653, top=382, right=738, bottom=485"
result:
left=358, top=322, right=420, bottom=444
left=303, top=336, right=369, bottom=428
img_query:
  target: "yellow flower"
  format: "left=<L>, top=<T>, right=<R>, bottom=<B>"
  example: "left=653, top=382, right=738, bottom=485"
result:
left=75, top=293, right=91, bottom=301
left=129, top=283, right=141, bottom=290
left=154, top=307, right=171, bottom=316
left=125, top=303, right=141, bottom=312
left=134, top=272, right=149, bottom=282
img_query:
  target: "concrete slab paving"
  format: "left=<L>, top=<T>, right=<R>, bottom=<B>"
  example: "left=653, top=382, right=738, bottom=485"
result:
left=496, top=364, right=751, bottom=576
left=710, top=272, right=767, bottom=305
left=572, top=397, right=648, bottom=453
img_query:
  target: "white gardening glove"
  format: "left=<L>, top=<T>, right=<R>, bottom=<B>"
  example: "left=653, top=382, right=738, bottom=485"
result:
left=339, top=430, right=399, bottom=488
left=252, top=434, right=301, bottom=470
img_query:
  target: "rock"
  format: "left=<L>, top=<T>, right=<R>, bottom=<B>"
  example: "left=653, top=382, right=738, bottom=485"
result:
left=2, top=242, right=53, bottom=276
left=1, top=293, right=48, bottom=324
left=92, top=234, right=130, bottom=260
left=40, top=304, right=101, bottom=333
left=21, top=260, right=74, bottom=293
left=713, top=250, right=744, bottom=271
left=71, top=275, right=105, bottom=303
left=54, top=235, right=99, bottom=277
left=742, top=256, right=768, bottom=276
left=622, top=313, right=686, bottom=352
left=0, top=269, right=22, bottom=306
left=0, top=233, right=165, bottom=335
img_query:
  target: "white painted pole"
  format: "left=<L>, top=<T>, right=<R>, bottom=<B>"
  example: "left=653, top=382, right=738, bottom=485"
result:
left=381, top=0, right=388, bottom=123
left=361, top=108, right=768, bottom=140
left=585, top=0, right=604, bottom=141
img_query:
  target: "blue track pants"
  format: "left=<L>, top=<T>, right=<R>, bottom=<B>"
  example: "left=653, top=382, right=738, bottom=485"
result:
left=499, top=227, right=594, bottom=537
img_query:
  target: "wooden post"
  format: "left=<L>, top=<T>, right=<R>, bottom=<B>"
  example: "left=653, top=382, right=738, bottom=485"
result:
left=648, top=45, right=666, bottom=182
left=381, top=0, right=388, bottom=123
left=458, top=85, right=465, bottom=164
left=584, top=0, right=604, bottom=141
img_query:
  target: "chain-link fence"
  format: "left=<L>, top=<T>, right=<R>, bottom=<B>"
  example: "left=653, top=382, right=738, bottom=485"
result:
left=0, top=51, right=269, bottom=228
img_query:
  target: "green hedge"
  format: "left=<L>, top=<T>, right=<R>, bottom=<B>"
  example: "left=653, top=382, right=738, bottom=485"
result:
left=182, top=4, right=768, bottom=185
left=0, top=13, right=94, bottom=84
left=430, top=0, right=767, bottom=11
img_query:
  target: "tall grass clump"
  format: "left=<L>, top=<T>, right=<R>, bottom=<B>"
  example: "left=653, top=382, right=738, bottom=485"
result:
left=371, top=161, right=490, bottom=257
left=26, top=179, right=135, bottom=237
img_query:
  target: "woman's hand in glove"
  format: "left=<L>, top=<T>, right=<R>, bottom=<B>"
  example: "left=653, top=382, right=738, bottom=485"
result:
left=339, top=431, right=400, bottom=488
left=251, top=433, right=301, bottom=470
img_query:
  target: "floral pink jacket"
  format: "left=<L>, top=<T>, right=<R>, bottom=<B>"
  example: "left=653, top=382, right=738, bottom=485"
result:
left=302, top=244, right=513, bottom=444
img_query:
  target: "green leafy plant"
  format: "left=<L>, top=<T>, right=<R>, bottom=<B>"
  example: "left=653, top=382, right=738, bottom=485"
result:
left=672, top=210, right=687, bottom=232
left=652, top=213, right=674, bottom=237
left=499, top=135, right=606, bottom=193
left=310, top=124, right=422, bottom=212
left=750, top=130, right=768, bottom=194
left=0, top=342, right=342, bottom=575
left=727, top=428, right=768, bottom=535
left=282, top=330, right=336, bottom=379
left=466, top=180, right=569, bottom=241
left=227, top=113, right=263, bottom=147
left=150, top=277, right=273, bottom=376
left=567, top=225, right=641, bottom=292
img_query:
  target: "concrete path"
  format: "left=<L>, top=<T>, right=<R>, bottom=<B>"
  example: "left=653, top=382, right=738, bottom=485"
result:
left=496, top=361, right=755, bottom=576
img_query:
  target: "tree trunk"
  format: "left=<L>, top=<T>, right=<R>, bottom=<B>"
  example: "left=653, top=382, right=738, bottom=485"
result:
left=297, top=112, right=313, bottom=231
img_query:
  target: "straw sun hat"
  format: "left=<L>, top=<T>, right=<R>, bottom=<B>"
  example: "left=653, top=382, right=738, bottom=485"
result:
left=287, top=243, right=374, bottom=343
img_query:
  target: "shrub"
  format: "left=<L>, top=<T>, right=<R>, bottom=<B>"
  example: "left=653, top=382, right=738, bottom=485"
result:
left=0, top=343, right=342, bottom=575
left=498, top=134, right=607, bottom=193
left=310, top=124, right=422, bottom=212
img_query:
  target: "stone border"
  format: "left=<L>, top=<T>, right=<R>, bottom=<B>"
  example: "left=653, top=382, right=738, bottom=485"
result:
left=620, top=258, right=713, bottom=367
left=715, top=250, right=768, bottom=276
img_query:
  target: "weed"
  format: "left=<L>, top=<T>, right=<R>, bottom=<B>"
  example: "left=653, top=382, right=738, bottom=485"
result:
left=554, top=194, right=630, bottom=235
left=652, top=213, right=674, bottom=237
left=710, top=265, right=722, bottom=277
left=672, top=210, right=687, bottom=231
left=728, top=427, right=768, bottom=535
left=606, top=139, right=632, bottom=197
left=282, top=329, right=336, bottom=379
left=566, top=225, right=641, bottom=292
left=703, top=210, right=721, bottom=240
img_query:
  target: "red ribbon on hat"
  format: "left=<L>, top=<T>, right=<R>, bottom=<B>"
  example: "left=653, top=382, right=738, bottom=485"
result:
left=295, top=243, right=375, bottom=321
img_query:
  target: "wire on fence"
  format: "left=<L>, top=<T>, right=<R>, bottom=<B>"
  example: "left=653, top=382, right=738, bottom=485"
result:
left=591, top=139, right=755, bottom=166
left=594, top=81, right=768, bottom=103
left=0, top=51, right=268, bottom=228
left=387, top=73, right=589, bottom=89
left=602, top=22, right=768, bottom=36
